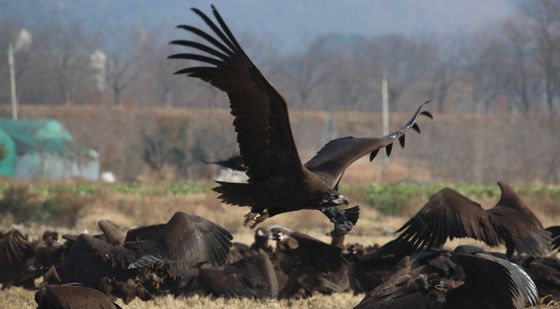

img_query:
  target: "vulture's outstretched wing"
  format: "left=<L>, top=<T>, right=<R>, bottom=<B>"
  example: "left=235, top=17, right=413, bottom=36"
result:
left=170, top=6, right=302, bottom=182
left=545, top=225, right=560, bottom=252
left=141, top=212, right=233, bottom=276
left=395, top=188, right=500, bottom=250
left=450, top=253, right=538, bottom=308
left=305, top=102, right=431, bottom=187
left=488, top=182, right=551, bottom=257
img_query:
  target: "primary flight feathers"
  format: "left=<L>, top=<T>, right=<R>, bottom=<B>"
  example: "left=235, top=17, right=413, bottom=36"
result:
left=170, top=5, right=431, bottom=235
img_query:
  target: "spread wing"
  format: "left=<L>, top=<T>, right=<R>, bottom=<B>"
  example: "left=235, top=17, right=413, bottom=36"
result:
left=450, top=253, right=538, bottom=308
left=488, top=182, right=551, bottom=256
left=305, top=102, right=431, bottom=187
left=143, top=211, right=233, bottom=276
left=170, top=6, right=302, bottom=182
left=395, top=188, right=500, bottom=250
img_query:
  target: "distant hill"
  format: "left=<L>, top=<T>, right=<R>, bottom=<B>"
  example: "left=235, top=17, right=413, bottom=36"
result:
left=1, top=0, right=516, bottom=53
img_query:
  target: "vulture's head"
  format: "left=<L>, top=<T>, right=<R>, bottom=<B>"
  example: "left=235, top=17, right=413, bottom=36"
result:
left=320, top=190, right=349, bottom=207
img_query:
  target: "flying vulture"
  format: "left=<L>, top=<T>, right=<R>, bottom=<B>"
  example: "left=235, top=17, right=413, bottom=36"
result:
left=170, top=5, right=431, bottom=236
left=395, top=182, right=551, bottom=258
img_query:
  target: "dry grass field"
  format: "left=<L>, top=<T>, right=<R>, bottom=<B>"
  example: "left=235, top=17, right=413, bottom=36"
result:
left=1, top=183, right=559, bottom=308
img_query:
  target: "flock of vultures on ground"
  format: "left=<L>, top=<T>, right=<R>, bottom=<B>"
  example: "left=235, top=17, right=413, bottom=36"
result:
left=1, top=5, right=559, bottom=309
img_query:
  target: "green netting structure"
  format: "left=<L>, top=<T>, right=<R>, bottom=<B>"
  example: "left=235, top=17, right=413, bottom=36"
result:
left=0, top=128, right=16, bottom=177
left=0, top=119, right=99, bottom=180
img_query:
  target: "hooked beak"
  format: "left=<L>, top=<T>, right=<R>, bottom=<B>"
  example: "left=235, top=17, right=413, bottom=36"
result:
left=334, top=195, right=349, bottom=205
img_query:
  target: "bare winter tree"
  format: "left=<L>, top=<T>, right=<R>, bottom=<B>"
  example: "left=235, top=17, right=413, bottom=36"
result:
left=519, top=0, right=560, bottom=114
left=32, top=14, right=96, bottom=105
left=102, top=26, right=148, bottom=105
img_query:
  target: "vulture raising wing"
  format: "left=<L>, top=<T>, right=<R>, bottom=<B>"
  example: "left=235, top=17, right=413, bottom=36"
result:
left=396, top=182, right=550, bottom=258
left=171, top=6, right=431, bottom=236
left=139, top=211, right=233, bottom=276
left=488, top=182, right=551, bottom=257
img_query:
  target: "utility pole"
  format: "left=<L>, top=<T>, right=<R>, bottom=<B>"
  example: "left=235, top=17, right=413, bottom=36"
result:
left=8, top=43, right=18, bottom=120
left=381, top=74, right=389, bottom=135
left=377, top=74, right=390, bottom=183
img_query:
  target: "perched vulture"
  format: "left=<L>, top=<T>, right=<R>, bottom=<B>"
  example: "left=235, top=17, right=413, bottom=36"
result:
left=396, top=182, right=551, bottom=258
left=35, top=284, right=122, bottom=309
left=199, top=249, right=279, bottom=299
left=522, top=256, right=560, bottom=301
left=170, top=5, right=431, bottom=236
left=354, top=250, right=538, bottom=309
left=270, top=227, right=346, bottom=297
left=0, top=228, right=35, bottom=289
left=136, top=211, right=233, bottom=276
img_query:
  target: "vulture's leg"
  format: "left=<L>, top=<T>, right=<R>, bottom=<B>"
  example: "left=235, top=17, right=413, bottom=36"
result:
left=250, top=212, right=269, bottom=229
left=243, top=212, right=258, bottom=226
left=320, top=206, right=360, bottom=236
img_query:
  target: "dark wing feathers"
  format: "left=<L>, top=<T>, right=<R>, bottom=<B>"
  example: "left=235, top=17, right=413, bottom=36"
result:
left=546, top=225, right=560, bottom=252
left=395, top=188, right=500, bottom=250
left=0, top=229, right=34, bottom=278
left=289, top=232, right=344, bottom=273
left=146, top=212, right=233, bottom=276
left=488, top=182, right=551, bottom=256
left=305, top=101, right=431, bottom=187
left=450, top=254, right=538, bottom=308
left=171, top=6, right=302, bottom=182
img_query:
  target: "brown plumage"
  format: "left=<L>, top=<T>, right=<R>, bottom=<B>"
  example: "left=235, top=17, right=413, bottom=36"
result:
left=199, top=249, right=279, bottom=299
left=0, top=228, right=35, bottom=289
left=98, top=220, right=125, bottom=246
left=35, top=284, right=122, bottom=309
left=354, top=250, right=538, bottom=309
left=270, top=227, right=346, bottom=297
left=522, top=256, right=560, bottom=301
left=170, top=5, right=431, bottom=236
left=136, top=211, right=233, bottom=276
left=396, top=182, right=551, bottom=258
left=546, top=225, right=560, bottom=253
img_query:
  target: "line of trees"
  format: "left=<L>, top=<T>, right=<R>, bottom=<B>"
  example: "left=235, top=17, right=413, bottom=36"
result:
left=0, top=1, right=559, bottom=115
